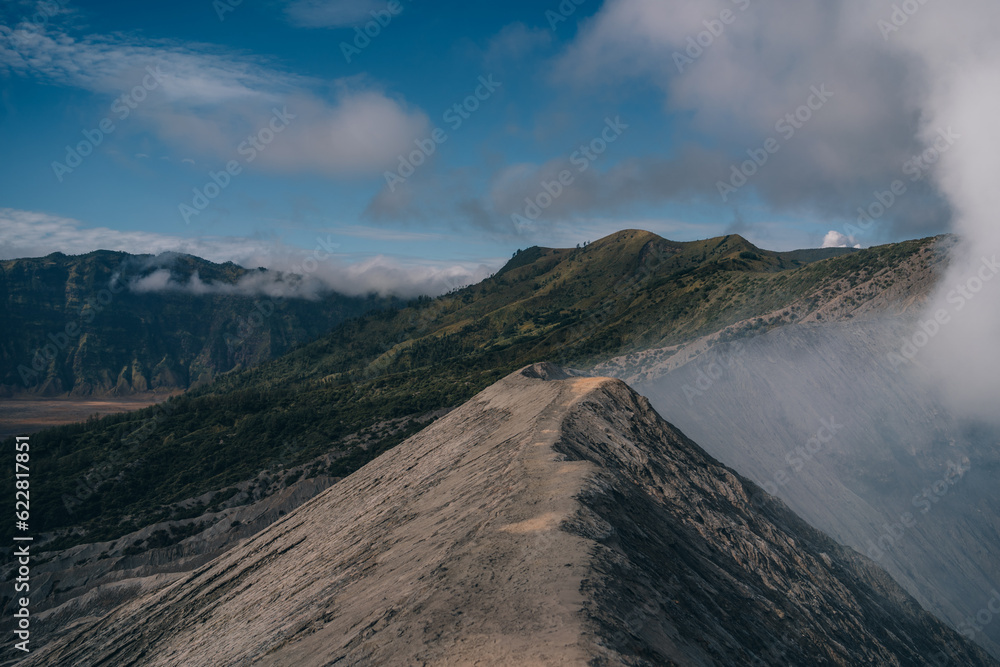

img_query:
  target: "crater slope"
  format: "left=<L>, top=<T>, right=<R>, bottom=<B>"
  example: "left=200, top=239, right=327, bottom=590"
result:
left=21, top=364, right=995, bottom=666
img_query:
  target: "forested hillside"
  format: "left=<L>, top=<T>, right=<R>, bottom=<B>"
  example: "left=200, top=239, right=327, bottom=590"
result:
left=6, top=230, right=936, bottom=552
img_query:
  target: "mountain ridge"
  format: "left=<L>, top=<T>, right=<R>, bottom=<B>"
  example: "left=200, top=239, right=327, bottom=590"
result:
left=2, top=231, right=952, bottom=651
left=18, top=364, right=996, bottom=666
left=3, top=232, right=939, bottom=546
left=0, top=249, right=396, bottom=397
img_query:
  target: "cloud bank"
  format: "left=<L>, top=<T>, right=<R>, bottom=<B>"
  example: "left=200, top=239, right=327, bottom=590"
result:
left=0, top=21, right=428, bottom=175
left=0, top=209, right=494, bottom=299
left=363, top=0, right=955, bottom=241
left=883, top=1, right=1000, bottom=425
left=547, top=0, right=948, bottom=234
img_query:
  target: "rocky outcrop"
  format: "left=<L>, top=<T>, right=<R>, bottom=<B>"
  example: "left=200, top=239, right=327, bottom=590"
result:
left=21, top=364, right=995, bottom=666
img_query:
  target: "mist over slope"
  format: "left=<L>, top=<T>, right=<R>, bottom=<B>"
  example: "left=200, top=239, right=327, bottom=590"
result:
left=883, top=0, right=1000, bottom=429
left=19, top=365, right=996, bottom=667
left=596, top=241, right=1000, bottom=657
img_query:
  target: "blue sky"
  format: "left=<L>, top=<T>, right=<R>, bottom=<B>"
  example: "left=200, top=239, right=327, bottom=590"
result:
left=0, top=0, right=961, bottom=294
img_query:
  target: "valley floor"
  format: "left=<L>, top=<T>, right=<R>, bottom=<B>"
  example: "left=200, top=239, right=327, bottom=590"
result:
left=0, top=393, right=179, bottom=440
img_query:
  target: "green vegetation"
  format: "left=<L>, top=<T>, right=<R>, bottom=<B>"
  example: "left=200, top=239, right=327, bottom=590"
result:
left=0, top=249, right=396, bottom=395
left=3, top=231, right=936, bottom=549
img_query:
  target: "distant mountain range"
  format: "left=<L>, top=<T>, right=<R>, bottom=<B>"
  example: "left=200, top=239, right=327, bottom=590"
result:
left=9, top=230, right=999, bottom=662
left=0, top=251, right=398, bottom=396
left=4, top=232, right=882, bottom=550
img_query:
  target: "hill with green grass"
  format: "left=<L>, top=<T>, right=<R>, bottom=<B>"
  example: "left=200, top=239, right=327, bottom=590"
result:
left=3, top=230, right=935, bottom=555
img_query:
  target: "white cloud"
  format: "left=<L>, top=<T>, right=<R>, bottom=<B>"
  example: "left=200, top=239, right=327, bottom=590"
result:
left=365, top=145, right=725, bottom=236
left=366, top=0, right=950, bottom=238
left=129, top=268, right=174, bottom=292
left=126, top=253, right=497, bottom=300
left=0, top=27, right=295, bottom=103
left=886, top=2, right=1000, bottom=425
left=553, top=0, right=1000, bottom=424
left=0, top=208, right=278, bottom=264
left=545, top=0, right=947, bottom=233
left=314, top=255, right=495, bottom=298
left=0, top=23, right=429, bottom=175
left=0, top=208, right=496, bottom=298
left=821, top=230, right=861, bottom=249
left=126, top=266, right=341, bottom=300
left=253, top=92, right=429, bottom=175
left=1, top=0, right=77, bottom=36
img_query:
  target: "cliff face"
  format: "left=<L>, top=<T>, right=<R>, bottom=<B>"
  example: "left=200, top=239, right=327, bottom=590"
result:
left=21, top=364, right=995, bottom=666
left=604, top=317, right=1000, bottom=659
left=0, top=251, right=390, bottom=396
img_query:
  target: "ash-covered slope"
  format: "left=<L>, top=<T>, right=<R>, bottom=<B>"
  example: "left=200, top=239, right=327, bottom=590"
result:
left=23, top=364, right=995, bottom=666
left=598, top=316, right=1000, bottom=659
